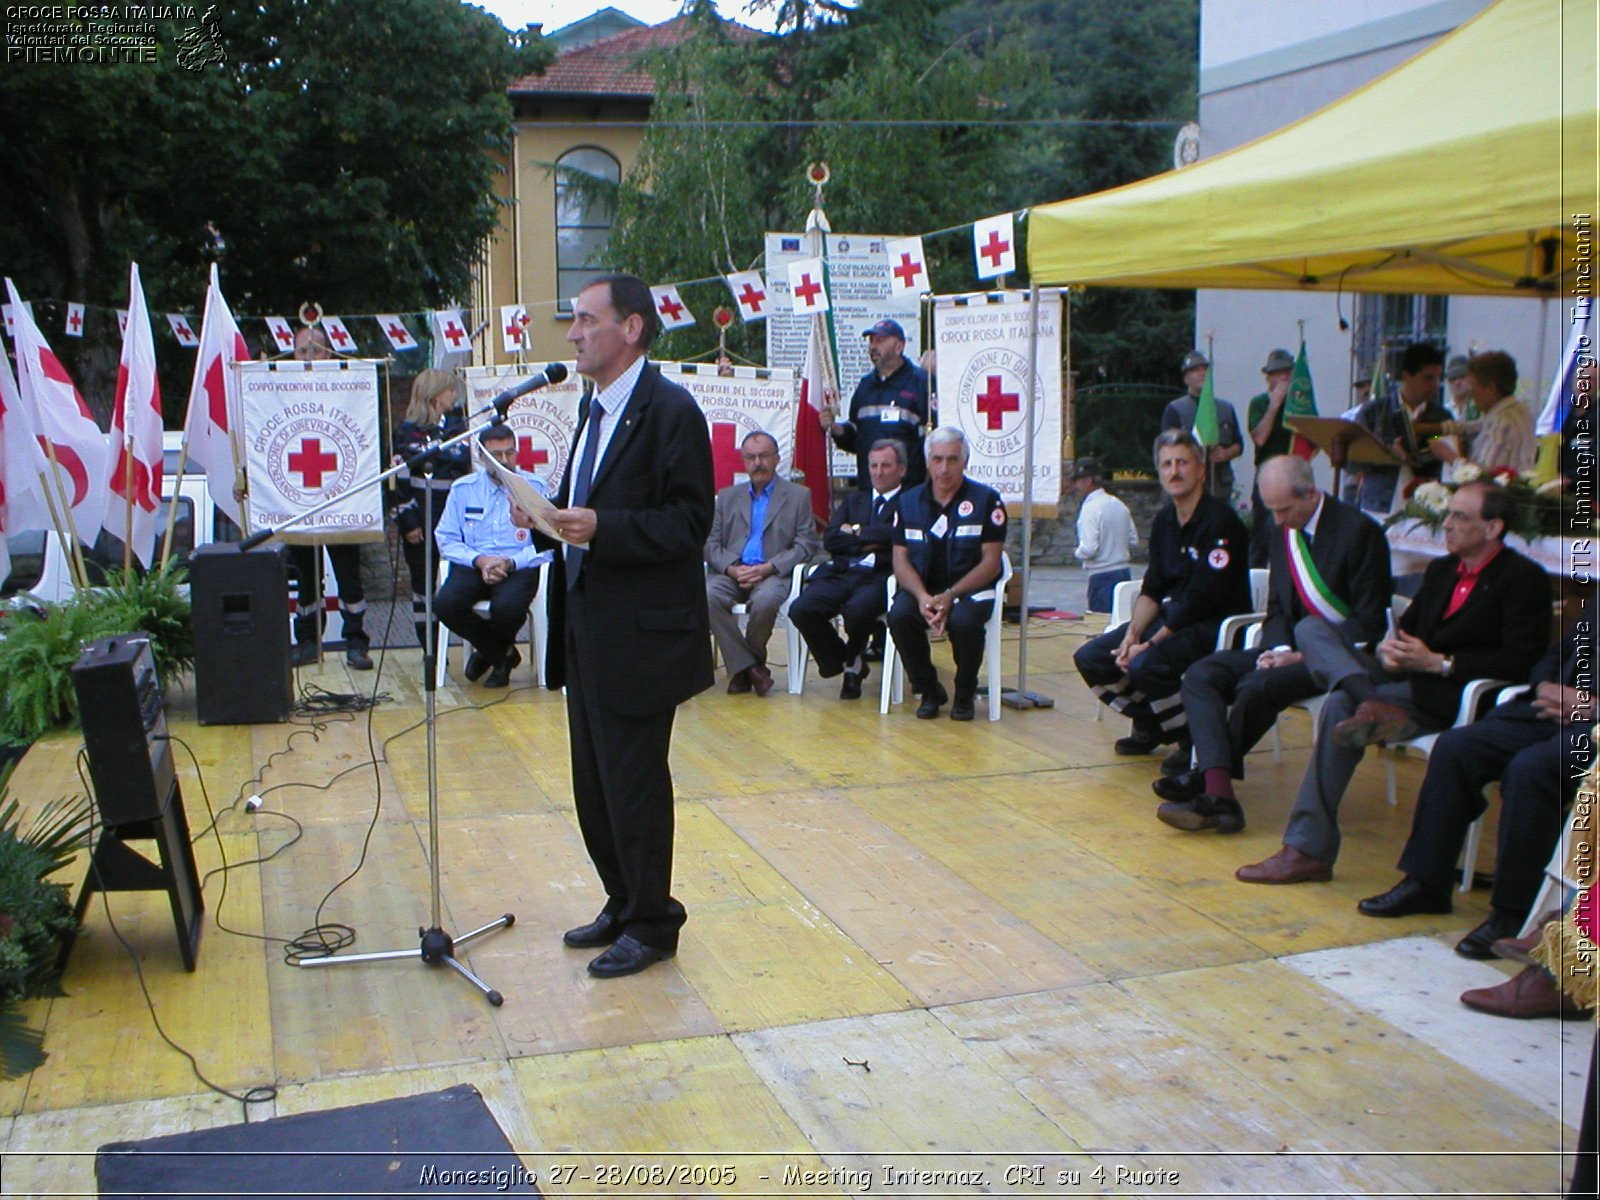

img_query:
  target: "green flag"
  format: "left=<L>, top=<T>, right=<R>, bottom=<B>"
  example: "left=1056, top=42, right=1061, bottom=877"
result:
left=1288, top=341, right=1318, bottom=459
left=1193, top=361, right=1219, bottom=447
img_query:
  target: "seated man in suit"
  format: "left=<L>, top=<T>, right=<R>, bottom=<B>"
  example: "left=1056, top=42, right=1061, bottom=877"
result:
left=1154, top=454, right=1392, bottom=833
left=1075, top=429, right=1252, bottom=759
left=1359, top=590, right=1595, bottom=953
left=704, top=430, right=821, bottom=697
left=889, top=426, right=1006, bottom=721
left=434, top=424, right=553, bottom=687
left=1237, top=480, right=1551, bottom=884
left=788, top=439, right=905, bottom=700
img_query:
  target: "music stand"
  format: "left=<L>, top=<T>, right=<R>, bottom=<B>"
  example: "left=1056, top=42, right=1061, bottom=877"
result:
left=1284, top=416, right=1402, bottom=498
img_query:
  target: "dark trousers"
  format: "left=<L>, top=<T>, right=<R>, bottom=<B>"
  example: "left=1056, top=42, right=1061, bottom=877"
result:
left=1086, top=568, right=1131, bottom=614
left=888, top=589, right=992, bottom=694
left=289, top=543, right=368, bottom=646
left=788, top=568, right=888, bottom=677
left=564, top=601, right=685, bottom=951
left=434, top=562, right=541, bottom=663
left=1396, top=708, right=1589, bottom=915
left=1074, top=618, right=1218, bottom=734
left=1183, top=648, right=1320, bottom=777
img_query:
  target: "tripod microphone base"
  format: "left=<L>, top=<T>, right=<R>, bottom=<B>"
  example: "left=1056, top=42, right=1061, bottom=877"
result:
left=297, top=913, right=515, bottom=1006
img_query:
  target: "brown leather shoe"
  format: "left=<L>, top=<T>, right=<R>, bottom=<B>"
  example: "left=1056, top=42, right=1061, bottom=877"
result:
left=1236, top=844, right=1333, bottom=884
left=727, top=668, right=752, bottom=695
left=1332, top=699, right=1420, bottom=749
left=1490, top=912, right=1563, bottom=965
left=748, top=663, right=775, bottom=697
left=1460, top=964, right=1595, bottom=1020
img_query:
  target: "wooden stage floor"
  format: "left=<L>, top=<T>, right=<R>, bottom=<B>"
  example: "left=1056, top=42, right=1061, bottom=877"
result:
left=1, top=616, right=1588, bottom=1197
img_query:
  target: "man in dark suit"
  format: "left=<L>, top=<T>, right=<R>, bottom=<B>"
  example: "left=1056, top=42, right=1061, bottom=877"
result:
left=518, top=273, right=715, bottom=978
left=703, top=430, right=821, bottom=697
left=1154, top=455, right=1392, bottom=833
left=1358, top=591, right=1595, bottom=952
left=1237, top=480, right=1550, bottom=885
left=788, top=439, right=905, bottom=700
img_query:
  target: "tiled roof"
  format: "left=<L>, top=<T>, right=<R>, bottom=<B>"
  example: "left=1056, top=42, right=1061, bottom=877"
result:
left=510, top=14, right=763, bottom=99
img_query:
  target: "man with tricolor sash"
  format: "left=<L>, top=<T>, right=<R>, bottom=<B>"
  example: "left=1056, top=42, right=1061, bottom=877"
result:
left=1154, top=456, right=1391, bottom=833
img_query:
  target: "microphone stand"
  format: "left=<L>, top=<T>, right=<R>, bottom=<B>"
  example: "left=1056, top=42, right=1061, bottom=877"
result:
left=252, top=404, right=518, bottom=1005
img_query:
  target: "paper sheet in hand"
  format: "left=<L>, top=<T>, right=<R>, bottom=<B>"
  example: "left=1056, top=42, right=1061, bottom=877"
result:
left=474, top=444, right=574, bottom=544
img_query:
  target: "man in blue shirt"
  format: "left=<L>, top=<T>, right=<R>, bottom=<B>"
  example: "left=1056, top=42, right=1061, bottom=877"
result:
left=434, top=424, right=552, bottom=687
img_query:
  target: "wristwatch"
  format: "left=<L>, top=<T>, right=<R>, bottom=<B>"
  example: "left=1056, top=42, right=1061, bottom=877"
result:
left=1439, top=655, right=1455, bottom=677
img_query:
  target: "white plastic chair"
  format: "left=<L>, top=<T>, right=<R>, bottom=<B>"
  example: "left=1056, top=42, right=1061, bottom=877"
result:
left=435, top=558, right=551, bottom=688
left=787, top=563, right=890, bottom=697
left=881, top=551, right=1012, bottom=721
left=1093, top=576, right=1144, bottom=723
left=708, top=563, right=809, bottom=693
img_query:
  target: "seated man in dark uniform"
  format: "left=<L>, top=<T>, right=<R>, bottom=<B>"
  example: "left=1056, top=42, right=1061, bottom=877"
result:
left=888, top=427, right=1005, bottom=721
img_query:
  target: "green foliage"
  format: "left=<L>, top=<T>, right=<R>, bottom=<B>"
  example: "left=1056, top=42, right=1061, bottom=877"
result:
left=84, top=563, right=196, bottom=685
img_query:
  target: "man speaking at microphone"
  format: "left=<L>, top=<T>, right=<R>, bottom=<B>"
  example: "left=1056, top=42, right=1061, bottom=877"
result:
left=513, top=273, right=715, bottom=979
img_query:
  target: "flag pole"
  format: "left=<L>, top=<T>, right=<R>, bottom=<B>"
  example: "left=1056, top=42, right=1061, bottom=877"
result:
left=807, top=163, right=839, bottom=506
left=159, top=435, right=193, bottom=571
left=31, top=464, right=78, bottom=590
left=121, top=434, right=135, bottom=572
left=36, top=438, right=89, bottom=589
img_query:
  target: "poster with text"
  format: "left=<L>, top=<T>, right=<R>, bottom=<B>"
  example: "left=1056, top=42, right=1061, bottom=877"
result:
left=659, top=364, right=798, bottom=492
left=463, top=363, right=583, bottom=494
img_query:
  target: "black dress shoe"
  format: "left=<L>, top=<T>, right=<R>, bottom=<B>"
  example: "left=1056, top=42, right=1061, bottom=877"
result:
left=588, top=934, right=675, bottom=978
left=840, top=671, right=862, bottom=700
left=563, top=912, right=621, bottom=949
left=1156, top=794, right=1244, bottom=833
left=291, top=639, right=318, bottom=668
left=1114, top=724, right=1170, bottom=755
left=1159, top=741, right=1192, bottom=775
left=1152, top=770, right=1204, bottom=803
left=1357, top=876, right=1453, bottom=918
left=1455, top=909, right=1523, bottom=959
left=915, top=681, right=948, bottom=719
left=483, top=647, right=521, bottom=688
left=463, top=650, right=491, bottom=682
left=345, top=643, right=374, bottom=671
left=949, top=689, right=976, bottom=721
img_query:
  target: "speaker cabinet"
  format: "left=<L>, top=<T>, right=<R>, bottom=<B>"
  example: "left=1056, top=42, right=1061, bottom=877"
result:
left=72, top=634, right=174, bottom=826
left=191, top=543, right=292, bottom=725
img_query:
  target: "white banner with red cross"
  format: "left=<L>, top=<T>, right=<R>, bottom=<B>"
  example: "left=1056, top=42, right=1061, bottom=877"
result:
left=934, top=290, right=1062, bottom=511
left=239, top=359, right=384, bottom=543
left=462, top=363, right=583, bottom=495
left=658, top=364, right=798, bottom=493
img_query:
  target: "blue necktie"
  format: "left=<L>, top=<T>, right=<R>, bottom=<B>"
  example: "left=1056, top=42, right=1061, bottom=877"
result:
left=566, top=398, right=605, bottom=589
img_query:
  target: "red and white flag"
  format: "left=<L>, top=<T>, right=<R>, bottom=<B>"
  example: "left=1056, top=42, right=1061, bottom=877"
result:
left=376, top=314, right=417, bottom=352
left=321, top=315, right=355, bottom=354
left=725, top=271, right=770, bottom=323
left=500, top=304, right=529, bottom=353
left=794, top=313, right=836, bottom=527
left=182, top=264, right=249, bottom=529
left=432, top=310, right=470, bottom=353
left=264, top=316, right=296, bottom=354
left=786, top=259, right=830, bottom=315
left=166, top=313, right=200, bottom=347
left=5, top=277, right=109, bottom=547
left=884, top=236, right=928, bottom=296
left=0, top=338, right=51, bottom=584
left=106, top=263, right=165, bottom=567
left=2, top=303, right=17, bottom=338
left=650, top=284, right=694, bottom=331
left=64, top=303, right=86, bottom=338
left=972, top=213, right=1016, bottom=279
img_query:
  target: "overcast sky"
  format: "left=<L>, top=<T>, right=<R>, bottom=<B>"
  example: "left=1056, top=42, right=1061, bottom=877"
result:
left=471, top=0, right=781, bottom=34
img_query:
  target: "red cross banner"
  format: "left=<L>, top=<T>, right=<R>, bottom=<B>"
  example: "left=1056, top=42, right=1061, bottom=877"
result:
left=462, top=363, right=582, bottom=495
left=239, top=357, right=384, bottom=542
left=934, top=289, right=1063, bottom=510
left=105, top=263, right=166, bottom=567
left=181, top=264, right=249, bottom=529
left=971, top=213, right=1017, bottom=280
left=166, top=312, right=200, bottom=348
left=375, top=314, right=417, bottom=352
left=724, top=271, right=770, bottom=323
left=65, top=303, right=85, bottom=338
left=884, top=236, right=928, bottom=297
left=264, top=316, right=296, bottom=354
left=785, top=258, right=830, bottom=315
left=658, top=363, right=799, bottom=493
left=500, top=304, right=529, bottom=353
left=320, top=316, right=356, bottom=354
left=432, top=309, right=470, bottom=353
left=650, top=284, right=695, bottom=332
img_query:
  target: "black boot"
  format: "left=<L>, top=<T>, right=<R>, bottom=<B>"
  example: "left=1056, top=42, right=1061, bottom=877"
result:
left=342, top=608, right=373, bottom=671
left=291, top=612, right=320, bottom=667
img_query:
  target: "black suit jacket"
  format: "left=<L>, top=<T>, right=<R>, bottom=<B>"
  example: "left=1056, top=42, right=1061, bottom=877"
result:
left=542, top=362, right=716, bottom=715
left=1400, top=544, right=1551, bottom=724
left=816, top=488, right=901, bottom=576
left=1261, top=494, right=1392, bottom=651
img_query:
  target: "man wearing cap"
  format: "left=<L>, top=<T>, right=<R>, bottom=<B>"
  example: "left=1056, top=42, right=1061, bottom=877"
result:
left=1246, top=348, right=1297, bottom=567
left=1444, top=354, right=1478, bottom=422
left=1162, top=351, right=1243, bottom=503
left=1070, top=457, right=1138, bottom=613
left=825, top=319, right=930, bottom=488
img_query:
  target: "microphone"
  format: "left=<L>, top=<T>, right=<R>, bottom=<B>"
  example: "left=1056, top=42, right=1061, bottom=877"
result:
left=491, top=363, right=568, bottom=417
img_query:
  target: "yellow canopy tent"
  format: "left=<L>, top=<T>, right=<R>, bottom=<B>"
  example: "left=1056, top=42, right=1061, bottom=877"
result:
left=1027, top=0, right=1598, bottom=296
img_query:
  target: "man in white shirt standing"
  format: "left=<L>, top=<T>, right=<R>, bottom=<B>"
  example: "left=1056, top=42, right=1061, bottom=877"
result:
left=1070, top=458, right=1138, bottom=613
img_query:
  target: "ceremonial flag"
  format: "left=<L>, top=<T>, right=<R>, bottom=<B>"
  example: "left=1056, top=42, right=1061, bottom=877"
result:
left=432, top=310, right=470, bottom=353
left=786, top=258, right=829, bottom=315
left=1192, top=358, right=1219, bottom=448
left=183, top=264, right=248, bottom=528
left=794, top=309, right=835, bottom=526
left=6, top=277, right=109, bottom=546
left=1288, top=341, right=1320, bottom=459
left=264, top=315, right=296, bottom=354
left=166, top=313, right=199, bottom=347
left=884, top=236, right=928, bottom=296
left=376, top=314, right=417, bottom=352
left=0, top=339, right=51, bottom=583
left=1538, top=295, right=1594, bottom=434
left=64, top=303, right=85, bottom=338
left=725, top=271, right=770, bottom=323
left=650, top=284, right=694, bottom=331
left=972, top=213, right=1016, bottom=279
left=321, top=315, right=355, bottom=354
left=107, top=262, right=165, bottom=567
left=500, top=304, right=529, bottom=353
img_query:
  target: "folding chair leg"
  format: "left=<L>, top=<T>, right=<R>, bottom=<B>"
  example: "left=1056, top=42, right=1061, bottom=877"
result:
left=1458, top=815, right=1484, bottom=893
left=1384, top=756, right=1397, bottom=807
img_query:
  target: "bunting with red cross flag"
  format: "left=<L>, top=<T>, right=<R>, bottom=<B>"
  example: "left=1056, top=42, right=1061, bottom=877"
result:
left=320, top=315, right=356, bottom=354
left=105, top=262, right=166, bottom=567
left=181, top=263, right=249, bottom=529
left=264, top=315, right=296, bottom=354
left=972, top=213, right=1017, bottom=280
left=1, top=303, right=15, bottom=338
left=166, top=313, right=200, bottom=347
left=432, top=309, right=471, bottom=356
left=375, top=314, right=417, bottom=352
left=785, top=258, right=830, bottom=316
left=650, top=284, right=695, bottom=331
left=64, top=303, right=85, bottom=338
left=500, top=304, right=529, bottom=353
left=724, top=271, right=770, bottom=323
left=884, top=236, right=928, bottom=297
left=238, top=355, right=384, bottom=543
left=462, top=364, right=582, bottom=495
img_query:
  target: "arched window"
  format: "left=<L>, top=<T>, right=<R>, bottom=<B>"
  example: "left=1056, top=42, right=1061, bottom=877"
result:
left=555, top=147, right=620, bottom=314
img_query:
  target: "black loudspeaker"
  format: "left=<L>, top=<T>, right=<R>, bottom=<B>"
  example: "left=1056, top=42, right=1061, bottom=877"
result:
left=191, top=543, right=292, bottom=725
left=72, top=634, right=175, bottom=826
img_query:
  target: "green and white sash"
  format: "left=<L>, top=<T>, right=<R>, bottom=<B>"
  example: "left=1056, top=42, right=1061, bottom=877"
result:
left=1285, top=528, right=1350, bottom=622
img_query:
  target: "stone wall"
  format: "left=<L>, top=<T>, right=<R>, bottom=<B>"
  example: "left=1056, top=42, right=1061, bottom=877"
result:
left=1005, top=480, right=1163, bottom=566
